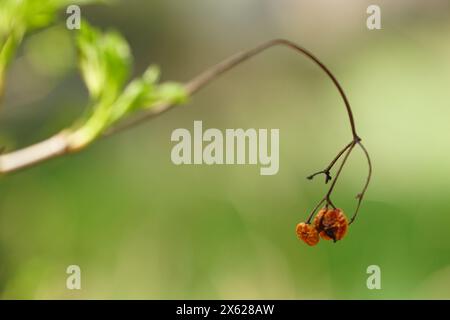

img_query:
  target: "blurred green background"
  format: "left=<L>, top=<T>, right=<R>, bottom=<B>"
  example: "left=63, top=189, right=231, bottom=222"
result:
left=0, top=0, right=450, bottom=299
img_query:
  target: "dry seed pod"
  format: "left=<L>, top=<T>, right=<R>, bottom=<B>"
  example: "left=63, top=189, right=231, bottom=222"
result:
left=314, top=208, right=348, bottom=242
left=296, top=222, right=319, bottom=246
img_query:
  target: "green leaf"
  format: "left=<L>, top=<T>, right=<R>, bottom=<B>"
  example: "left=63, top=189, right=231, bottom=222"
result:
left=68, top=62, right=188, bottom=150
left=67, top=21, right=188, bottom=150
left=0, top=0, right=102, bottom=42
left=77, top=21, right=131, bottom=104
left=108, top=66, right=188, bottom=123
left=154, top=82, right=188, bottom=106
left=142, top=65, right=161, bottom=84
left=0, top=0, right=103, bottom=94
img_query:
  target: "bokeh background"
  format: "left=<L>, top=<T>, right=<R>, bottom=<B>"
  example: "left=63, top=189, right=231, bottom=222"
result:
left=0, top=0, right=449, bottom=299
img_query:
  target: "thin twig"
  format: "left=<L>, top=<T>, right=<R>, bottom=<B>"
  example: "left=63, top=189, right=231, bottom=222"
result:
left=0, top=38, right=372, bottom=224
left=110, top=39, right=359, bottom=138
left=306, top=140, right=353, bottom=183
left=349, top=141, right=372, bottom=225
left=325, top=141, right=356, bottom=199
left=306, top=141, right=356, bottom=223
left=0, top=38, right=371, bottom=225
left=306, top=198, right=326, bottom=224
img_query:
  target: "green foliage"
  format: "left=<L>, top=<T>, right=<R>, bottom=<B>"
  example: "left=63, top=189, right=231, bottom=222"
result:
left=69, top=21, right=188, bottom=150
left=0, top=2, right=188, bottom=149
left=0, top=0, right=99, bottom=37
left=0, top=0, right=101, bottom=90
left=77, top=20, right=131, bottom=104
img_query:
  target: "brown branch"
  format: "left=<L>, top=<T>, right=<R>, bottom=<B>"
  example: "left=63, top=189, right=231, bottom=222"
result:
left=109, top=39, right=360, bottom=138
left=349, top=141, right=372, bottom=225
left=0, top=37, right=370, bottom=226
left=0, top=132, right=70, bottom=173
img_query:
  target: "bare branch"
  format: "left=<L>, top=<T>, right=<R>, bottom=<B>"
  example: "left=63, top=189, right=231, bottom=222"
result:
left=0, top=37, right=370, bottom=228
left=0, top=132, right=70, bottom=173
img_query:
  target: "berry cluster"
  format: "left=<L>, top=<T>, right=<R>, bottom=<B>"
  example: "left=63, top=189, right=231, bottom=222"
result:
left=296, top=208, right=348, bottom=246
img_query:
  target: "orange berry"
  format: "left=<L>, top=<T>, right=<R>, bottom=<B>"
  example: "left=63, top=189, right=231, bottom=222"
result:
left=313, top=208, right=348, bottom=242
left=296, top=222, right=319, bottom=246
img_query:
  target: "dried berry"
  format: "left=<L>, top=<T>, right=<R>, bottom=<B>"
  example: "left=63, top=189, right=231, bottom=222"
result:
left=314, top=208, right=348, bottom=242
left=296, top=222, right=319, bottom=246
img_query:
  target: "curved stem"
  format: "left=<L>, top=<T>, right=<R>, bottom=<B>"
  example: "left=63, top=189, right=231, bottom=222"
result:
left=115, top=39, right=359, bottom=139
left=349, top=141, right=372, bottom=225
left=306, top=198, right=325, bottom=224
left=0, top=38, right=372, bottom=228
left=0, top=38, right=366, bottom=198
